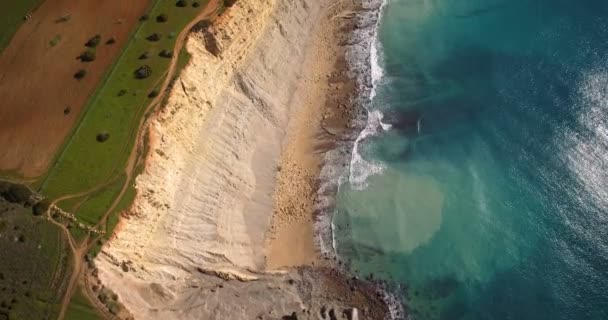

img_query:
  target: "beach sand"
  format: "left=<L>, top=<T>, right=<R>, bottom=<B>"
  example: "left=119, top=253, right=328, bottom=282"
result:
left=266, top=0, right=364, bottom=270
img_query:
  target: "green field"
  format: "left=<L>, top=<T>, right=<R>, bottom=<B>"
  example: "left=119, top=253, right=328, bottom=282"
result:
left=64, top=287, right=102, bottom=320
left=40, top=0, right=208, bottom=201
left=0, top=1, right=43, bottom=51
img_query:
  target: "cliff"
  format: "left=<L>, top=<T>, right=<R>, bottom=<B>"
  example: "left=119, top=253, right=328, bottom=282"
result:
left=95, top=0, right=326, bottom=317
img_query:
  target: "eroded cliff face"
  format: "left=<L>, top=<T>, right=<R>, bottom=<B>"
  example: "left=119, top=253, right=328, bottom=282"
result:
left=95, top=0, right=324, bottom=318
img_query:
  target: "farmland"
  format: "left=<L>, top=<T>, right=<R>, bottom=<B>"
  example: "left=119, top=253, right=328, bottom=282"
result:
left=0, top=0, right=222, bottom=318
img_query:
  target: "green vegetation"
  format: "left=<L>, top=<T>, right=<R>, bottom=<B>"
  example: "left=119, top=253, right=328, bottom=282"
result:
left=64, top=287, right=102, bottom=320
left=0, top=0, right=43, bottom=51
left=41, top=0, right=207, bottom=200
left=0, top=202, right=70, bottom=320
left=49, top=34, right=62, bottom=47
left=73, top=174, right=126, bottom=225
left=74, top=69, right=87, bottom=80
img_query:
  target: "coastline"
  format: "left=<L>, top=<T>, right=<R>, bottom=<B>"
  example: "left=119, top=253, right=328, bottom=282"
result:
left=93, top=0, right=395, bottom=318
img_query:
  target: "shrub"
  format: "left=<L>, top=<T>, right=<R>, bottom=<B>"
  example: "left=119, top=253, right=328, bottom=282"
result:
left=1, top=184, right=31, bottom=204
left=156, top=14, right=168, bottom=23
left=96, top=132, right=110, bottom=142
left=146, top=33, right=161, bottom=42
left=139, top=14, right=149, bottom=21
left=49, top=35, right=61, bottom=47
left=117, top=89, right=127, bottom=96
left=139, top=51, right=150, bottom=60
left=148, top=89, right=159, bottom=98
left=176, top=0, right=188, bottom=7
left=79, top=50, right=96, bottom=62
left=63, top=106, right=71, bottom=115
left=106, top=37, right=116, bottom=45
left=85, top=35, right=101, bottom=48
left=32, top=199, right=51, bottom=216
left=159, top=49, right=173, bottom=58
left=192, top=1, right=200, bottom=7
left=74, top=69, right=87, bottom=80
left=134, top=65, right=152, bottom=79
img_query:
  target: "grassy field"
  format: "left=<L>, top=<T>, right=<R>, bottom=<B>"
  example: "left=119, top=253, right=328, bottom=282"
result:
left=0, top=201, right=70, bottom=320
left=40, top=0, right=208, bottom=200
left=0, top=1, right=43, bottom=51
left=64, top=287, right=102, bottom=320
left=74, top=174, right=126, bottom=226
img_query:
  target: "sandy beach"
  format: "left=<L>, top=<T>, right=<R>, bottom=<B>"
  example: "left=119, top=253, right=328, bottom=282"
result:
left=93, top=0, right=391, bottom=318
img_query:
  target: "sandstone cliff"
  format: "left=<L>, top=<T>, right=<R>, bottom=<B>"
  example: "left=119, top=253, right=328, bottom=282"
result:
left=95, top=0, right=326, bottom=318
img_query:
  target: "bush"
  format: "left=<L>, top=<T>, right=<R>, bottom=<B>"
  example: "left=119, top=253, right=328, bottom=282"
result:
left=32, top=199, right=51, bottom=216
left=63, top=106, right=71, bottom=115
left=1, top=184, right=31, bottom=204
left=117, top=89, right=127, bottom=96
left=146, top=33, right=161, bottom=42
left=79, top=50, right=96, bottom=62
left=159, top=49, right=173, bottom=58
left=96, top=132, right=110, bottom=143
left=176, top=0, right=188, bottom=7
left=156, top=14, right=168, bottom=23
left=106, top=37, right=116, bottom=45
left=148, top=89, right=159, bottom=98
left=134, top=65, right=152, bottom=79
left=74, top=69, right=87, bottom=80
left=139, top=51, right=150, bottom=60
left=192, top=1, right=200, bottom=7
left=139, top=14, right=149, bottom=21
left=85, top=35, right=101, bottom=48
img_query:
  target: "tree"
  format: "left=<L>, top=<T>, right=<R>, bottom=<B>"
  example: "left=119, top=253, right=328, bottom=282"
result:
left=176, top=0, right=188, bottom=7
left=148, top=89, right=159, bottom=98
left=146, top=33, right=161, bottom=42
left=159, top=49, right=173, bottom=58
left=85, top=35, right=101, bottom=48
left=156, top=14, right=168, bottom=23
left=139, top=51, right=151, bottom=60
left=32, top=199, right=51, bottom=216
left=74, top=69, right=87, bottom=80
left=192, top=1, right=201, bottom=7
left=139, top=14, right=149, bottom=21
left=134, top=65, right=152, bottom=79
left=96, top=132, right=110, bottom=142
left=79, top=50, right=96, bottom=62
left=106, top=37, right=116, bottom=45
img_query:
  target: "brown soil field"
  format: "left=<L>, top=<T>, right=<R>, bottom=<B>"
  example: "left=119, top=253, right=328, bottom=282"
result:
left=0, top=0, right=151, bottom=178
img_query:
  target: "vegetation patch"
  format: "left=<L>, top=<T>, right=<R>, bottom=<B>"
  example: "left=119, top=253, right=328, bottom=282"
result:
left=85, top=35, right=102, bottom=48
left=0, top=0, right=44, bottom=51
left=0, top=200, right=70, bottom=320
left=49, top=34, right=61, bottom=47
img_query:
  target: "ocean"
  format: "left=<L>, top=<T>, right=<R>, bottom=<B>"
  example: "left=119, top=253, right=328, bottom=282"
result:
left=332, top=0, right=608, bottom=319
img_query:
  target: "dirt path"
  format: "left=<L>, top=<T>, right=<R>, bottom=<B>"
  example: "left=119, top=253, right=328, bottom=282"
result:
left=54, top=1, right=220, bottom=318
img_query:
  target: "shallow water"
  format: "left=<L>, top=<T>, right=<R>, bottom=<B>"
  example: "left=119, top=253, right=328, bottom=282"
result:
left=334, top=0, right=608, bottom=319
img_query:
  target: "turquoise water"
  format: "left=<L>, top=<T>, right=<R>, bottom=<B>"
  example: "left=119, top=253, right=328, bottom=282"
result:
left=334, top=0, right=608, bottom=319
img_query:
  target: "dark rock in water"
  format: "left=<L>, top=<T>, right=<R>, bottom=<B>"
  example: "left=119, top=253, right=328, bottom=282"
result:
left=390, top=109, right=421, bottom=134
left=281, top=312, right=298, bottom=320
